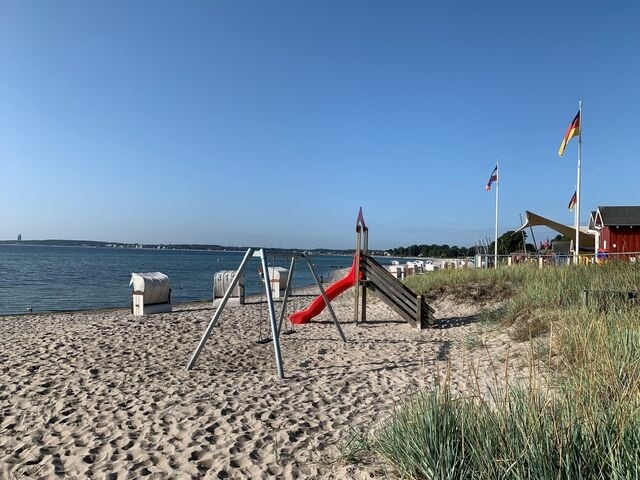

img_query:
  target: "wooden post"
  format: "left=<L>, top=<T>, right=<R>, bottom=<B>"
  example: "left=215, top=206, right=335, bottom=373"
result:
left=361, top=223, right=368, bottom=324
left=416, top=295, right=423, bottom=330
left=361, top=280, right=367, bottom=324
left=583, top=289, right=589, bottom=307
left=354, top=227, right=361, bottom=324
left=354, top=207, right=367, bottom=324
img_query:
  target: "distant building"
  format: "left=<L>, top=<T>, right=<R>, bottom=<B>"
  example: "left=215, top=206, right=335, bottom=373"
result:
left=17, top=234, right=21, bottom=242
left=593, top=206, right=640, bottom=257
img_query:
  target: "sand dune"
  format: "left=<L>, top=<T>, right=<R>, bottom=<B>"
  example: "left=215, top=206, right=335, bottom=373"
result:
left=0, top=288, right=530, bottom=479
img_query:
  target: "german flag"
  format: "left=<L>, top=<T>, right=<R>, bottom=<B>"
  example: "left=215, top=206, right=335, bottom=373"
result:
left=558, top=111, right=581, bottom=157
left=568, top=190, right=577, bottom=211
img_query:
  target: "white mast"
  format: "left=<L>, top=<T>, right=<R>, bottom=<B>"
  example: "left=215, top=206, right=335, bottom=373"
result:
left=575, top=100, right=582, bottom=265
left=494, top=159, right=499, bottom=269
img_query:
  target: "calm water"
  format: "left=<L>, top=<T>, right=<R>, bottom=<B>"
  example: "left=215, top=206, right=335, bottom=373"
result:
left=0, top=245, right=379, bottom=315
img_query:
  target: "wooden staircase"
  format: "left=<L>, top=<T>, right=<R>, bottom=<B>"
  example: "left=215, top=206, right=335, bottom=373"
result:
left=359, top=254, right=436, bottom=329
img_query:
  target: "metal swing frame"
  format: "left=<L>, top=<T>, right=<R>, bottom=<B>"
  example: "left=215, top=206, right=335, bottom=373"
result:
left=186, top=248, right=346, bottom=379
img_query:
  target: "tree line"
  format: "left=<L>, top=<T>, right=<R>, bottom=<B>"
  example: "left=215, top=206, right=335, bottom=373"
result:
left=388, top=244, right=475, bottom=258
left=388, top=230, right=539, bottom=258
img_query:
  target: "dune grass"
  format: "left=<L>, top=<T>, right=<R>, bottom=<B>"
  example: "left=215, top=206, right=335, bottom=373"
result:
left=371, top=385, right=640, bottom=480
left=406, top=261, right=640, bottom=340
left=349, top=261, right=640, bottom=479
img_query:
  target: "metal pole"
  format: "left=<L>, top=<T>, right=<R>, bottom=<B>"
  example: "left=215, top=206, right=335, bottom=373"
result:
left=303, top=253, right=347, bottom=342
left=573, top=188, right=578, bottom=260
left=494, top=159, right=499, bottom=269
left=259, top=250, right=285, bottom=379
left=575, top=100, right=582, bottom=265
left=277, top=256, right=297, bottom=336
left=186, top=248, right=254, bottom=370
left=519, top=213, right=527, bottom=254
left=528, top=219, right=539, bottom=255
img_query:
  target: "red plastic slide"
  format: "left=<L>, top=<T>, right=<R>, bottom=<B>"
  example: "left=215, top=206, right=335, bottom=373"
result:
left=289, top=258, right=359, bottom=325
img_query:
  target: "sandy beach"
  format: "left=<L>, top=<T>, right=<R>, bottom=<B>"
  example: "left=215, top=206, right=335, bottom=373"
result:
left=0, top=287, right=532, bottom=479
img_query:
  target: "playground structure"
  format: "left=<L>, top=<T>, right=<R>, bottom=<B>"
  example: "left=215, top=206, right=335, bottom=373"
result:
left=186, top=208, right=435, bottom=379
left=290, top=208, right=435, bottom=329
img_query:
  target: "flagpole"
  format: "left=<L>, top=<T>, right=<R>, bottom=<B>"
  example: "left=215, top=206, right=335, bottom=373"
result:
left=572, top=188, right=577, bottom=237
left=494, top=159, right=499, bottom=269
left=575, top=100, right=582, bottom=265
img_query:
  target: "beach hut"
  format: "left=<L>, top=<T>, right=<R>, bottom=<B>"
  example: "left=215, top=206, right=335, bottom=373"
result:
left=130, top=272, right=172, bottom=315
left=593, top=206, right=640, bottom=259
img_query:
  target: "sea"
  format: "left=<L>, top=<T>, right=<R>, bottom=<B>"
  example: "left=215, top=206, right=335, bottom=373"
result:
left=0, top=245, right=399, bottom=316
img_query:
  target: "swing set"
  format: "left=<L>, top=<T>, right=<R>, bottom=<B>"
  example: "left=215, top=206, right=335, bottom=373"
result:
left=186, top=248, right=346, bottom=379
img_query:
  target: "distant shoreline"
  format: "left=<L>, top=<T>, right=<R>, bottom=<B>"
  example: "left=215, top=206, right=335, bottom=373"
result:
left=0, top=240, right=369, bottom=256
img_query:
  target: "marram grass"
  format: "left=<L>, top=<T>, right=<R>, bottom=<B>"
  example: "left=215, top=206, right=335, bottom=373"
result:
left=350, top=262, right=640, bottom=479
left=370, top=387, right=640, bottom=480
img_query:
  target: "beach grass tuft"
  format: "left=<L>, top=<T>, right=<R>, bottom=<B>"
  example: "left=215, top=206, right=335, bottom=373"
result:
left=360, top=261, right=640, bottom=478
left=371, top=385, right=640, bottom=480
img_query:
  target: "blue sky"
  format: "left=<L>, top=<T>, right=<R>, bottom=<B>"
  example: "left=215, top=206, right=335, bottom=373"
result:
left=1, top=1, right=639, bottom=249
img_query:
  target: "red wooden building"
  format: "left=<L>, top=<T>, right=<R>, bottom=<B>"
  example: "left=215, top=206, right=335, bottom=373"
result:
left=593, top=206, right=640, bottom=256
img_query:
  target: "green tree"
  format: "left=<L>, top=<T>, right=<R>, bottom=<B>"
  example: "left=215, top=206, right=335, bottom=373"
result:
left=488, top=230, right=528, bottom=254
